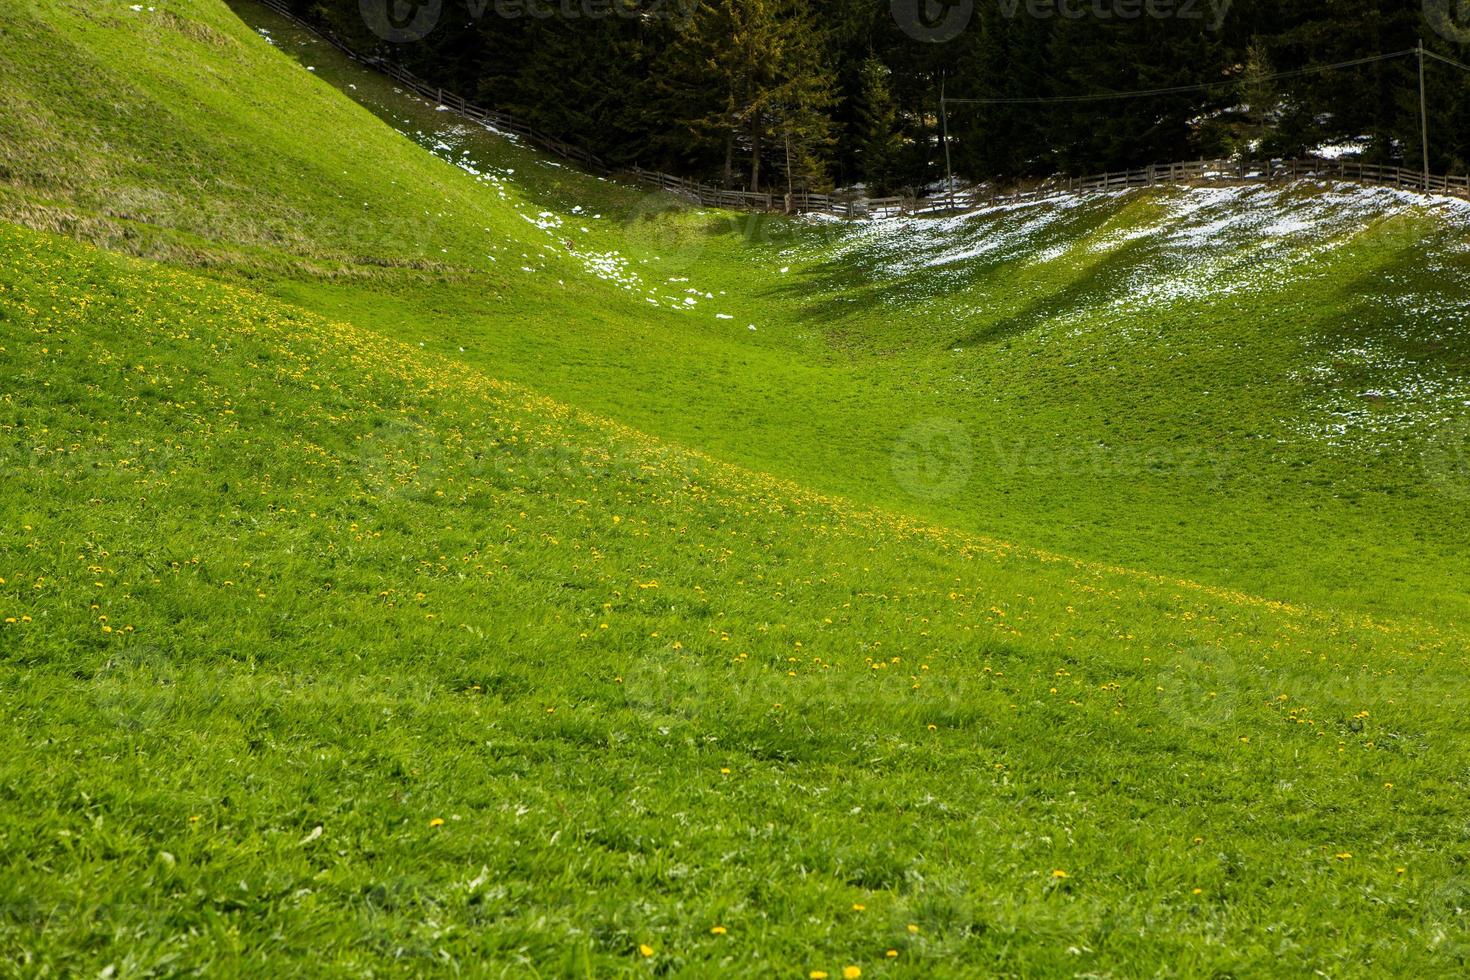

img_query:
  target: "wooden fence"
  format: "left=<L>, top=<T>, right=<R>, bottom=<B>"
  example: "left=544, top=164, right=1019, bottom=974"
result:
left=628, top=167, right=779, bottom=210
left=251, top=0, right=1470, bottom=220
left=762, top=158, right=1470, bottom=219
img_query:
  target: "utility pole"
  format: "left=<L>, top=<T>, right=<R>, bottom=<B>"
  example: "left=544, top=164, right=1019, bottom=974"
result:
left=1419, top=38, right=1430, bottom=192
left=940, top=72, right=954, bottom=210
left=785, top=127, right=793, bottom=205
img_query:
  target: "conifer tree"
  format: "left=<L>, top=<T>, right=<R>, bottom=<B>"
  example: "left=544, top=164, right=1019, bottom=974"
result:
left=300, top=0, right=1470, bottom=186
left=854, top=55, right=903, bottom=192
left=658, top=0, right=835, bottom=190
left=1239, top=38, right=1277, bottom=159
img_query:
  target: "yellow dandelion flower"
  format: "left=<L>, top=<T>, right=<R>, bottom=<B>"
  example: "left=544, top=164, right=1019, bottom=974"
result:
left=710, top=925, right=727, bottom=936
left=429, top=817, right=445, bottom=828
left=907, top=923, right=919, bottom=934
left=885, top=949, right=899, bottom=958
left=1051, top=869, right=1069, bottom=879
left=809, top=972, right=829, bottom=980
left=843, top=967, right=861, bottom=980
left=1335, top=852, right=1352, bottom=861
left=851, top=903, right=865, bottom=911
left=638, top=944, right=654, bottom=957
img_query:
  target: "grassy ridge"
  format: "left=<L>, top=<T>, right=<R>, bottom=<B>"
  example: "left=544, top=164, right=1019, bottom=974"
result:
left=4, top=221, right=1470, bottom=975
left=2, top=0, right=1468, bottom=623
left=9, top=0, right=1467, bottom=623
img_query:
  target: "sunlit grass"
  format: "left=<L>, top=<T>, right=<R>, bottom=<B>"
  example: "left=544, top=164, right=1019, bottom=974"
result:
left=3, top=211, right=1469, bottom=977
left=3, top=0, right=1470, bottom=974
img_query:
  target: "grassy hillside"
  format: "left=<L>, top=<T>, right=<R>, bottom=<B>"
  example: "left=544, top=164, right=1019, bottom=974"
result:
left=5, top=221, right=1470, bottom=976
left=3, top=0, right=1469, bottom=626
left=3, top=0, right=1470, bottom=974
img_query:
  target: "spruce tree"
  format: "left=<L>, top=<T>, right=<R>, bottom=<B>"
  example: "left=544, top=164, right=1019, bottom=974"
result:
left=854, top=56, right=903, bottom=192
left=657, top=0, right=836, bottom=190
left=1239, top=38, right=1277, bottom=159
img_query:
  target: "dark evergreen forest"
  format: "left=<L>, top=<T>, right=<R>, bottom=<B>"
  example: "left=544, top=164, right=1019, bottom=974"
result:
left=294, top=0, right=1470, bottom=192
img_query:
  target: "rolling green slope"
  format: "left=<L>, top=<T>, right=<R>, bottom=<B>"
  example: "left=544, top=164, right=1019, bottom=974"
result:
left=6, top=0, right=1470, bottom=625
left=3, top=0, right=1470, bottom=972
left=4, top=220, right=1470, bottom=976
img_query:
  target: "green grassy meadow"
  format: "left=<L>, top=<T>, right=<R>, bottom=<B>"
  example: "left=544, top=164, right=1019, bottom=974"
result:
left=2, top=0, right=1470, bottom=974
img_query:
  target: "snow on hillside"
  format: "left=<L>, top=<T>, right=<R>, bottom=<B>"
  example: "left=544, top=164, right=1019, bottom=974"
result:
left=809, top=183, right=1470, bottom=284
left=400, top=111, right=727, bottom=316
left=799, top=183, right=1470, bottom=450
left=334, top=42, right=1470, bottom=451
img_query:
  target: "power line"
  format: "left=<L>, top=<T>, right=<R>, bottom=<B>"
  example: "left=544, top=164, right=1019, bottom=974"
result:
left=943, top=49, right=1417, bottom=106
left=1424, top=48, right=1470, bottom=75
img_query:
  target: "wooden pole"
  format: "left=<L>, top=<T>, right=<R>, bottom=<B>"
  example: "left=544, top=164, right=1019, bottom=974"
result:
left=1420, top=39, right=1431, bottom=191
left=785, top=127, right=793, bottom=210
left=940, top=72, right=954, bottom=211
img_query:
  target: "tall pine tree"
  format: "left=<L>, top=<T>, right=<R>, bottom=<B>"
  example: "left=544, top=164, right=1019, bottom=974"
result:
left=854, top=56, right=903, bottom=191
left=658, top=0, right=836, bottom=190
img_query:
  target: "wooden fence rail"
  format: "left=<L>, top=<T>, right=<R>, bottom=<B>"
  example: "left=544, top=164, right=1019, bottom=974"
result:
left=252, top=0, right=1470, bottom=221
